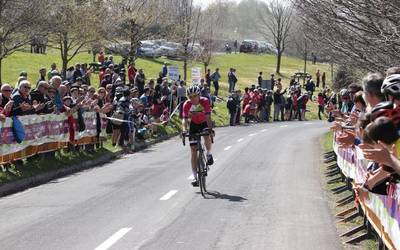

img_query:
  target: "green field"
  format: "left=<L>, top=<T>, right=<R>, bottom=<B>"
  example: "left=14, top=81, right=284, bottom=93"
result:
left=1, top=49, right=331, bottom=122
left=1, top=50, right=331, bottom=91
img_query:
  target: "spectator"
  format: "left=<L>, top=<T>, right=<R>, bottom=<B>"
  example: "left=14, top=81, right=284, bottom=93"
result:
left=228, top=68, right=238, bottom=93
left=316, top=69, right=321, bottom=88
left=1, top=84, right=12, bottom=108
left=210, top=68, right=221, bottom=97
left=12, top=80, right=44, bottom=116
left=140, top=87, right=151, bottom=109
left=128, top=62, right=137, bottom=86
left=305, top=77, right=316, bottom=100
left=273, top=88, right=287, bottom=121
left=270, top=73, right=276, bottom=90
left=227, top=93, right=238, bottom=126
left=177, top=81, right=186, bottom=118
left=322, top=72, right=326, bottom=89
left=265, top=90, right=273, bottom=122
left=205, top=69, right=211, bottom=87
left=134, top=69, right=146, bottom=95
left=47, top=63, right=57, bottom=80
left=317, top=92, right=325, bottom=120
left=98, top=51, right=105, bottom=65
left=258, top=72, right=263, bottom=87
left=37, top=67, right=47, bottom=86
left=162, top=62, right=168, bottom=77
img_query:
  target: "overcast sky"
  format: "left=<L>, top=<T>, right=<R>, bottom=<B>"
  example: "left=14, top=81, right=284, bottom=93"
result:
left=193, top=0, right=270, bottom=9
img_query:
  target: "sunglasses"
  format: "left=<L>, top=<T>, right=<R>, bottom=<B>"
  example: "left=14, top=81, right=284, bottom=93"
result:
left=23, top=86, right=31, bottom=90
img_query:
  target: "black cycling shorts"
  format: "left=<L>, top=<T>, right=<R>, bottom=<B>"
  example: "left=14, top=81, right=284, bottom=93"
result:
left=189, top=122, right=208, bottom=146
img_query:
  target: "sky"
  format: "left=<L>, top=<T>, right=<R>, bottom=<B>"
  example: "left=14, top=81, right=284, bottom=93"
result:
left=193, top=0, right=269, bottom=9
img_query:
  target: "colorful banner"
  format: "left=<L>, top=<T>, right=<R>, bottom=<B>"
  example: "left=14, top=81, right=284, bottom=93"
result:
left=0, top=112, right=100, bottom=164
left=333, top=133, right=400, bottom=249
left=191, top=67, right=201, bottom=85
left=168, top=66, right=180, bottom=81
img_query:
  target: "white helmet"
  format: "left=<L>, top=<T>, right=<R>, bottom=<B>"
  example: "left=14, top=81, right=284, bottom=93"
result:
left=382, top=74, right=400, bottom=97
left=186, top=85, right=201, bottom=96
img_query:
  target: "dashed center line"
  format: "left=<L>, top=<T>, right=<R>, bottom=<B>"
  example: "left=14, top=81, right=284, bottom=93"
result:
left=224, top=146, right=232, bottom=151
left=248, top=133, right=256, bottom=137
left=280, top=125, right=288, bottom=128
left=237, top=138, right=244, bottom=142
left=160, top=190, right=178, bottom=201
left=261, top=129, right=268, bottom=132
left=95, top=227, right=132, bottom=250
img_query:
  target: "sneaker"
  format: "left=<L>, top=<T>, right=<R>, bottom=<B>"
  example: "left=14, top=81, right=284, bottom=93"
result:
left=191, top=179, right=199, bottom=187
left=206, top=154, right=214, bottom=166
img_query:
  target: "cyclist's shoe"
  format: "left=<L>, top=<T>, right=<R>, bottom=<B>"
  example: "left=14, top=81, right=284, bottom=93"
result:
left=206, top=154, right=214, bottom=166
left=191, top=179, right=199, bottom=187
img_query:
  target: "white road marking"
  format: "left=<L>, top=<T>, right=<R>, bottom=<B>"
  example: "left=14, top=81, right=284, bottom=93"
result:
left=305, top=122, right=312, bottom=125
left=237, top=138, right=244, bottom=142
left=280, top=125, right=288, bottom=128
left=224, top=146, right=232, bottom=151
left=160, top=190, right=178, bottom=201
left=261, top=129, right=268, bottom=132
left=248, top=133, right=256, bottom=137
left=95, top=227, right=132, bottom=250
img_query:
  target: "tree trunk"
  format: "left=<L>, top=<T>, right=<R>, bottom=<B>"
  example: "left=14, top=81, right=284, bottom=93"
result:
left=183, top=58, right=188, bottom=81
left=62, top=37, right=68, bottom=80
left=276, top=52, right=282, bottom=75
left=0, top=58, right=2, bottom=86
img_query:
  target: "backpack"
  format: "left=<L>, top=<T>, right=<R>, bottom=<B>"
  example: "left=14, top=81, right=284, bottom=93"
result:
left=12, top=116, right=26, bottom=144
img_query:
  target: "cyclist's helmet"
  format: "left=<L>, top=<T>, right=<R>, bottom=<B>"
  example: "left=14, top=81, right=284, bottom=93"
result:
left=381, top=74, right=400, bottom=97
left=186, top=85, right=201, bottom=96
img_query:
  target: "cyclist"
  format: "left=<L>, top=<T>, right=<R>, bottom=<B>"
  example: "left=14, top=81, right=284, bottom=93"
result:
left=182, top=85, right=214, bottom=187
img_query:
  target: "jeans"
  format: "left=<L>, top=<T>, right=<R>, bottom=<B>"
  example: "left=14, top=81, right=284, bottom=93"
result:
left=274, top=104, right=281, bottom=120
left=229, top=111, right=237, bottom=126
left=228, top=81, right=236, bottom=93
left=318, top=105, right=325, bottom=120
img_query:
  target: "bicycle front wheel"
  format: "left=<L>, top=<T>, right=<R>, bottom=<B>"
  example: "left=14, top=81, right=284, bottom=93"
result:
left=198, top=154, right=207, bottom=196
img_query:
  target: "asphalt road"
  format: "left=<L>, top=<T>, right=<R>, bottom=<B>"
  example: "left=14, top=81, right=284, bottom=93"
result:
left=0, top=121, right=341, bottom=250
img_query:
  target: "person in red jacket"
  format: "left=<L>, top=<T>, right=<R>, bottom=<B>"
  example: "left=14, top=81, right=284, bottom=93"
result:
left=128, top=62, right=137, bottom=86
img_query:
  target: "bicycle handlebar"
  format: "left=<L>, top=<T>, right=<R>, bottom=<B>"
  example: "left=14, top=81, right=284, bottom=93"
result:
left=181, top=131, right=214, bottom=146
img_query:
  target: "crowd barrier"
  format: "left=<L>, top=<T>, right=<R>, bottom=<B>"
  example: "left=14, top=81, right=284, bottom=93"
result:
left=333, top=133, right=400, bottom=249
left=0, top=112, right=106, bottom=164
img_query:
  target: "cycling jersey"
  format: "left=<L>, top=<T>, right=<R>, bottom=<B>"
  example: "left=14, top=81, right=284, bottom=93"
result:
left=183, top=97, right=211, bottom=124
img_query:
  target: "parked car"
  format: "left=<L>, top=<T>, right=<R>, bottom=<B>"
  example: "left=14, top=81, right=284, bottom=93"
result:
left=105, top=42, right=130, bottom=58
left=239, top=40, right=258, bottom=53
left=158, top=42, right=184, bottom=59
left=137, top=41, right=161, bottom=58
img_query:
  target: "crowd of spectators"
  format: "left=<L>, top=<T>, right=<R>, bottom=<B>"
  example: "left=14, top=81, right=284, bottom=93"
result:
left=329, top=66, right=400, bottom=198
left=0, top=56, right=210, bottom=152
left=225, top=72, right=328, bottom=126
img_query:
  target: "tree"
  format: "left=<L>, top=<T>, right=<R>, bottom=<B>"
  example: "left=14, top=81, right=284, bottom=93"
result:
left=293, top=0, right=400, bottom=72
left=198, top=1, right=226, bottom=73
left=171, top=0, right=201, bottom=81
left=107, top=0, right=162, bottom=63
left=45, top=0, right=105, bottom=79
left=0, top=0, right=45, bottom=84
left=258, top=0, right=294, bottom=75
